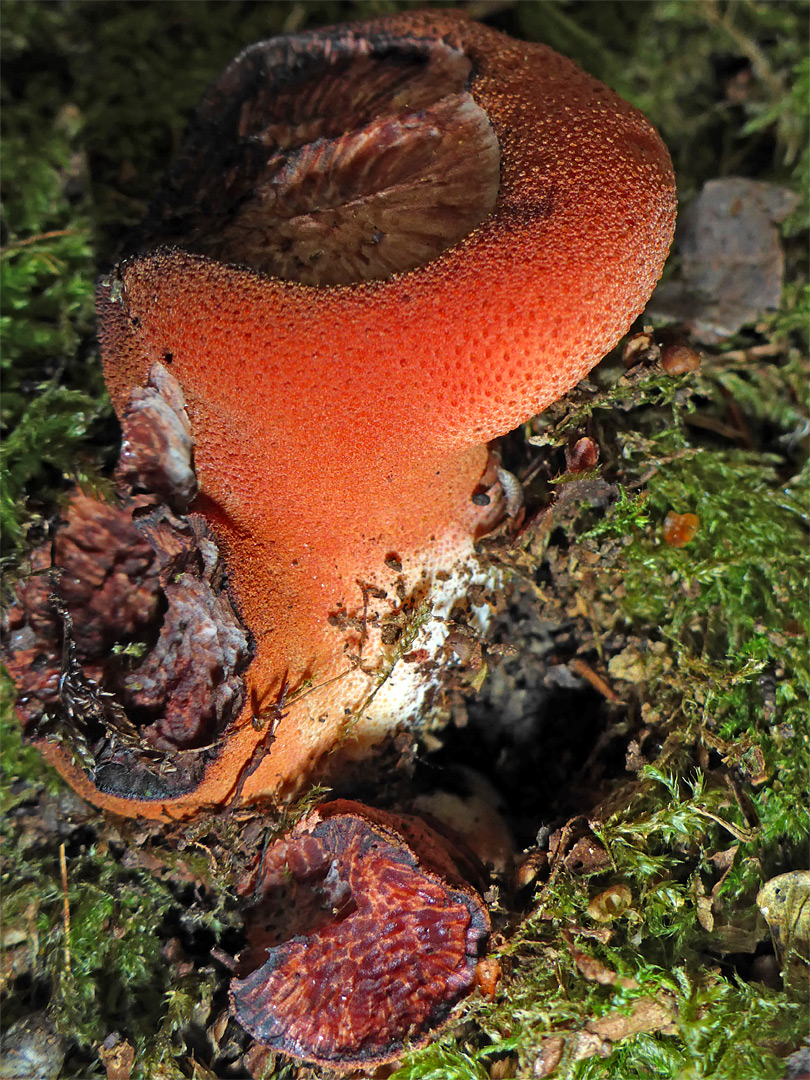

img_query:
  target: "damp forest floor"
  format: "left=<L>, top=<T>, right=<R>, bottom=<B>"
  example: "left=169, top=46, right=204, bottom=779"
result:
left=1, top=2, right=808, bottom=1079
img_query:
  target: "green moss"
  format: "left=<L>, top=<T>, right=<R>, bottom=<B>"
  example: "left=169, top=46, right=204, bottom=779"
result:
left=391, top=1043, right=496, bottom=1079
left=0, top=679, right=63, bottom=805
left=0, top=817, right=177, bottom=1069
left=0, top=109, right=108, bottom=552
left=575, top=974, right=802, bottom=1080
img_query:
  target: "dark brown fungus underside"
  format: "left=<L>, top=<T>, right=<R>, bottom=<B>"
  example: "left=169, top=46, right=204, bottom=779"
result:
left=132, top=32, right=499, bottom=285
left=230, top=801, right=490, bottom=1070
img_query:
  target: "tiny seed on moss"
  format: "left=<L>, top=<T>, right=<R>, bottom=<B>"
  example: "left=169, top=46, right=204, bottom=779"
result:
left=661, top=342, right=700, bottom=375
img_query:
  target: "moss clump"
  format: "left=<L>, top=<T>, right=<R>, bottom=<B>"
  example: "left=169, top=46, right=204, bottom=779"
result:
left=0, top=109, right=108, bottom=551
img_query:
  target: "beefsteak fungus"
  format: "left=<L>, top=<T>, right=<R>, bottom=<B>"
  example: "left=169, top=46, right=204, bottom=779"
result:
left=6, top=10, right=676, bottom=818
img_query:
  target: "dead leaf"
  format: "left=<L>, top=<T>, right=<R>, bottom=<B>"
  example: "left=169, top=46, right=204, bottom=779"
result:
left=587, top=995, right=679, bottom=1041
left=98, top=1034, right=135, bottom=1080
left=710, top=845, right=739, bottom=872
left=569, top=1031, right=611, bottom=1062
left=707, top=922, right=766, bottom=955
left=241, top=1043, right=276, bottom=1080
left=562, top=930, right=638, bottom=989
left=490, top=1055, right=518, bottom=1079
left=709, top=845, right=739, bottom=909
left=757, top=871, right=810, bottom=998
left=690, top=876, right=714, bottom=932
left=531, top=1036, right=565, bottom=1078
left=649, top=178, right=799, bottom=342
left=560, top=834, right=612, bottom=876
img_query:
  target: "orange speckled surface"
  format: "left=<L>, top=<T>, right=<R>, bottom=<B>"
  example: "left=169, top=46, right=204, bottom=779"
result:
left=87, top=10, right=675, bottom=813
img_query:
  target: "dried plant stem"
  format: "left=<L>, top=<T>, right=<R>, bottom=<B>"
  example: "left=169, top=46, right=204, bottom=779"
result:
left=570, top=658, right=621, bottom=703
left=0, top=229, right=79, bottom=254
left=59, top=842, right=71, bottom=975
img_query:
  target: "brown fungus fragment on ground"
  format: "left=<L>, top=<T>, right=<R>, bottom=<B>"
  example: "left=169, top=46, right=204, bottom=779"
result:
left=1, top=485, right=252, bottom=805
left=2, top=493, right=162, bottom=730
left=230, top=800, right=490, bottom=1070
left=2, top=363, right=253, bottom=807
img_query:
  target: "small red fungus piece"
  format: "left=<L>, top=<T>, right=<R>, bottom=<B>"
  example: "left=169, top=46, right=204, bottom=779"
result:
left=566, top=437, right=600, bottom=474
left=662, top=511, right=700, bottom=548
left=474, top=956, right=503, bottom=1001
left=230, top=800, right=489, bottom=1070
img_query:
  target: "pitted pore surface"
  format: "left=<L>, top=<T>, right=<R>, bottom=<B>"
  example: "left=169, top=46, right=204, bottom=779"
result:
left=231, top=803, right=490, bottom=1069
